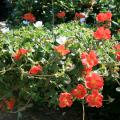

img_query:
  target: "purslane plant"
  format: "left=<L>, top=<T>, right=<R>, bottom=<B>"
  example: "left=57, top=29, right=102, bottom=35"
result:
left=0, top=12, right=119, bottom=120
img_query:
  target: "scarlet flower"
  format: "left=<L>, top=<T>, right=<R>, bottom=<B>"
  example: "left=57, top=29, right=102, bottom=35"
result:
left=74, top=12, right=85, bottom=20
left=54, top=45, right=70, bottom=56
left=56, top=11, right=66, bottom=18
left=96, top=13, right=106, bottom=22
left=12, top=48, right=29, bottom=61
left=114, top=44, right=120, bottom=50
left=81, top=50, right=98, bottom=68
left=18, top=48, right=29, bottom=55
left=94, top=27, right=111, bottom=40
left=105, top=12, right=112, bottom=21
left=86, top=89, right=103, bottom=108
left=12, top=53, right=21, bottom=61
left=85, top=72, right=104, bottom=90
left=58, top=92, right=73, bottom=108
left=5, top=98, right=15, bottom=110
left=22, top=12, right=36, bottom=23
left=29, top=65, right=42, bottom=75
left=104, top=29, right=111, bottom=39
left=116, top=52, right=120, bottom=61
left=96, top=12, right=112, bottom=22
left=71, top=84, right=87, bottom=99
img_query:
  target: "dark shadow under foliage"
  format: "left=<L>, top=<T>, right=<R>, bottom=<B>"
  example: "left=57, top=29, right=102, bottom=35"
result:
left=0, top=99, right=120, bottom=120
left=0, top=0, right=12, bottom=21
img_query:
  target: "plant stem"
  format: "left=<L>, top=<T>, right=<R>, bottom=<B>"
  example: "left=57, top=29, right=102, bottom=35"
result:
left=82, top=102, right=85, bottom=120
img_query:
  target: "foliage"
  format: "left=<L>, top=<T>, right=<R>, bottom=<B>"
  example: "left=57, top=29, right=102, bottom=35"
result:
left=0, top=19, right=119, bottom=112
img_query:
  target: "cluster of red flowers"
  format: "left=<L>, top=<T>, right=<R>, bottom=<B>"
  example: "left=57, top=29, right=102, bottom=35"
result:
left=12, top=48, right=43, bottom=75
left=96, top=12, right=112, bottom=22
left=56, top=11, right=86, bottom=21
left=54, top=45, right=104, bottom=108
left=12, top=44, right=70, bottom=77
left=59, top=50, right=104, bottom=108
left=22, top=12, right=36, bottom=23
left=58, top=48, right=104, bottom=108
left=94, top=12, right=112, bottom=40
left=0, top=98, right=15, bottom=111
left=59, top=81, right=103, bottom=108
left=81, top=50, right=104, bottom=107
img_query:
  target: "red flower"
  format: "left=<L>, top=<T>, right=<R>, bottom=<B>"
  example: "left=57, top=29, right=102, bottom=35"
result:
left=104, top=28, right=111, bottom=39
left=5, top=98, right=15, bottom=110
left=22, top=12, right=36, bottom=22
left=96, top=13, right=106, bottom=22
left=54, top=45, right=70, bottom=56
left=18, top=48, right=29, bottom=55
left=12, top=53, right=21, bottom=61
left=114, top=44, right=120, bottom=50
left=86, top=89, right=103, bottom=108
left=29, top=65, right=42, bottom=75
left=105, top=12, right=112, bottom=21
left=71, top=84, right=87, bottom=99
left=116, top=52, right=120, bottom=61
left=96, top=12, right=112, bottom=22
left=58, top=92, right=73, bottom=108
left=74, top=12, right=85, bottom=20
left=85, top=72, right=104, bottom=90
left=56, top=11, right=66, bottom=18
left=81, top=50, right=98, bottom=68
left=94, top=27, right=111, bottom=40
left=12, top=48, right=29, bottom=61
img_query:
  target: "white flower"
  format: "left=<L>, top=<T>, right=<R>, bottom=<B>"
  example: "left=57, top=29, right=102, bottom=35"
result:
left=0, top=22, right=6, bottom=27
left=1, top=27, right=9, bottom=34
left=34, top=21, right=43, bottom=28
left=80, top=18, right=86, bottom=23
left=22, top=20, right=29, bottom=25
left=56, top=36, right=68, bottom=44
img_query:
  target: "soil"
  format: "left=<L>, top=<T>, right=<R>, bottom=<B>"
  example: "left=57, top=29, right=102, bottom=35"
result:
left=0, top=101, right=120, bottom=120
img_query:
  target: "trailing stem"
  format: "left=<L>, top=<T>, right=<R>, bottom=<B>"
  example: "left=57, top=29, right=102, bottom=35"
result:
left=82, top=102, right=85, bottom=120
